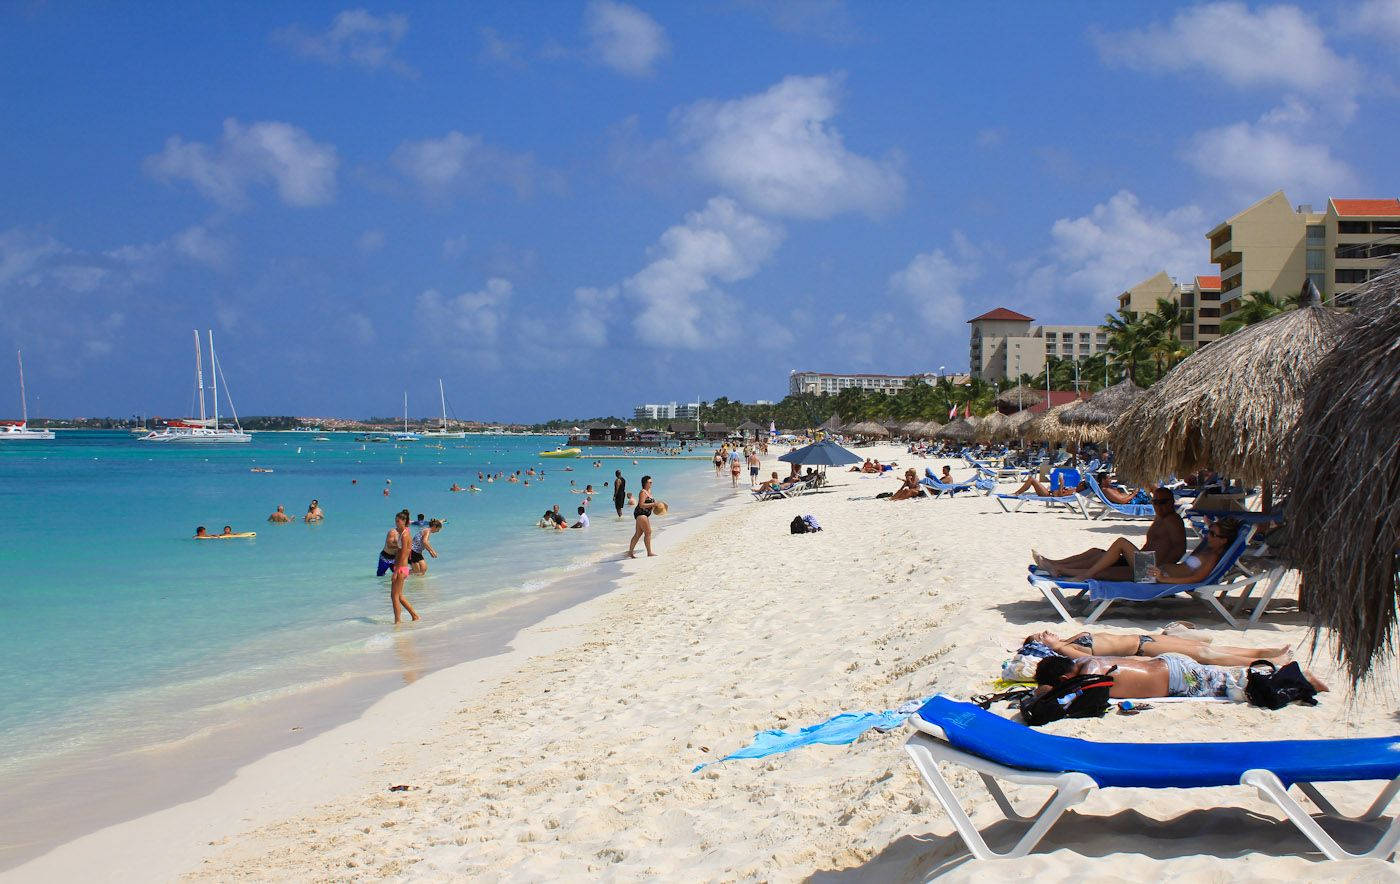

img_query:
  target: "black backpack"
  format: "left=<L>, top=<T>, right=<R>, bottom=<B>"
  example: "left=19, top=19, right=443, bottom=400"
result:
left=790, top=516, right=809, bottom=534
left=1019, top=670, right=1116, bottom=726
left=1245, top=660, right=1319, bottom=709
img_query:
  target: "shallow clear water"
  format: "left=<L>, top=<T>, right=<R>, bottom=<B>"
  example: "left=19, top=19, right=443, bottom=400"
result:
left=0, top=431, right=721, bottom=784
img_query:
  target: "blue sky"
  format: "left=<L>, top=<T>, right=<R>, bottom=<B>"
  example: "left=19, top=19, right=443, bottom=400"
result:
left=2, top=1, right=1397, bottom=421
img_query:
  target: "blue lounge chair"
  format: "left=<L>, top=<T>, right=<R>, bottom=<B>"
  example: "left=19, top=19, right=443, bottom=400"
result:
left=994, top=488, right=1090, bottom=519
left=905, top=695, right=1400, bottom=861
left=1083, top=473, right=1155, bottom=520
left=963, top=452, right=1032, bottom=482
left=1026, top=526, right=1286, bottom=627
left=921, top=468, right=995, bottom=497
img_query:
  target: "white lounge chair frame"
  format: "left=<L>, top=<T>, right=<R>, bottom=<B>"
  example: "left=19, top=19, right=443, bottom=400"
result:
left=994, top=493, right=1090, bottom=519
left=905, top=722, right=1400, bottom=862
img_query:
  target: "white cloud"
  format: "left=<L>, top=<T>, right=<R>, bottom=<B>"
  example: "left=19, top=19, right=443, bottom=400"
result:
left=389, top=131, right=554, bottom=201
left=1185, top=121, right=1358, bottom=203
left=623, top=196, right=784, bottom=348
left=273, top=9, right=414, bottom=76
left=570, top=285, right=618, bottom=347
left=172, top=225, right=233, bottom=267
left=1021, top=191, right=1208, bottom=311
left=584, top=0, right=669, bottom=76
left=477, top=26, right=526, bottom=68
left=740, top=0, right=859, bottom=43
left=442, top=234, right=471, bottom=261
left=0, top=228, right=65, bottom=287
left=415, top=278, right=513, bottom=346
left=888, top=233, right=980, bottom=328
left=356, top=229, right=385, bottom=253
left=673, top=75, right=904, bottom=219
left=145, top=119, right=339, bottom=209
left=1094, top=2, right=1359, bottom=97
left=1345, top=0, right=1400, bottom=42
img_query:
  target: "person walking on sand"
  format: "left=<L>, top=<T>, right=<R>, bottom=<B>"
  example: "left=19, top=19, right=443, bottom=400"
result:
left=627, top=475, right=657, bottom=558
left=612, top=469, right=627, bottom=517
left=729, top=448, right=743, bottom=488
left=746, top=449, right=761, bottom=487
left=386, top=510, right=419, bottom=623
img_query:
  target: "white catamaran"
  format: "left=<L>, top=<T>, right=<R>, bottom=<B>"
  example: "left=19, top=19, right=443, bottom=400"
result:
left=141, top=330, right=251, bottom=443
left=423, top=378, right=466, bottom=439
left=1, top=350, right=55, bottom=440
left=392, top=392, right=420, bottom=442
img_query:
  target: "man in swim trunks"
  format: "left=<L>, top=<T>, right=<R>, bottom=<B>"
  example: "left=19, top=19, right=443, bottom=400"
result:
left=1034, top=654, right=1327, bottom=699
left=1032, top=487, right=1185, bottom=580
left=613, top=470, right=627, bottom=517
left=747, top=450, right=761, bottom=486
left=267, top=505, right=292, bottom=523
left=305, top=499, right=324, bottom=523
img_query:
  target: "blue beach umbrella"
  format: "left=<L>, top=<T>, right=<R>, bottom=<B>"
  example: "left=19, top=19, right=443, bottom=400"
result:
left=778, top=439, right=862, bottom=469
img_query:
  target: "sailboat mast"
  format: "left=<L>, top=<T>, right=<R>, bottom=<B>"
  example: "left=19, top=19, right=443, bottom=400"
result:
left=439, top=378, right=447, bottom=430
left=17, top=350, right=28, bottom=424
left=403, top=391, right=409, bottom=433
left=193, top=330, right=207, bottom=422
left=209, top=330, right=219, bottom=431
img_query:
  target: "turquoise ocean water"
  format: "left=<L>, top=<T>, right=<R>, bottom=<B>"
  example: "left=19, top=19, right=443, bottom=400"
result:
left=0, top=430, right=725, bottom=863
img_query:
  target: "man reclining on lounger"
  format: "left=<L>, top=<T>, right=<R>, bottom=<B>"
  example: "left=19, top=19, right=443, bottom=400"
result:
left=1034, top=653, right=1328, bottom=700
left=1026, top=628, right=1292, bottom=668
left=1031, top=488, right=1187, bottom=580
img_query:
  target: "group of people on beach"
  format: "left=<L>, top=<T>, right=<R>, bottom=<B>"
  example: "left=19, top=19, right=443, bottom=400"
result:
left=266, top=499, right=323, bottom=524
left=377, top=510, right=444, bottom=624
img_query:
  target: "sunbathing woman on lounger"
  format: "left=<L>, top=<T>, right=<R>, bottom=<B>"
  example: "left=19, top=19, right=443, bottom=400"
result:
left=889, top=469, right=926, bottom=501
left=1026, top=627, right=1292, bottom=667
left=1034, top=652, right=1327, bottom=700
left=1008, top=476, right=1085, bottom=498
left=1031, top=488, right=1188, bottom=580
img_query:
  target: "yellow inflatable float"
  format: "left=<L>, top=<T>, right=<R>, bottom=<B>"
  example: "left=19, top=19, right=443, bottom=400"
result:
left=539, top=448, right=581, bottom=458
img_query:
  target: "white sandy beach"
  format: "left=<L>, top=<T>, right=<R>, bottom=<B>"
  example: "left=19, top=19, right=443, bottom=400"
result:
left=11, top=443, right=1399, bottom=882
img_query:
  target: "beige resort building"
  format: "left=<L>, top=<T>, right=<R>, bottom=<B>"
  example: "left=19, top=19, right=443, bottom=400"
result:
left=1207, top=191, right=1400, bottom=313
left=967, top=308, right=1108, bottom=382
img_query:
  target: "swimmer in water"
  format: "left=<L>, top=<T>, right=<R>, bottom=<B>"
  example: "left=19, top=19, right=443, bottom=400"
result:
left=305, top=499, right=324, bottom=523
left=450, top=482, right=463, bottom=492
left=219, top=525, right=234, bottom=537
left=411, top=519, right=442, bottom=575
left=195, top=526, right=209, bottom=537
left=468, top=484, right=480, bottom=492
left=267, top=505, right=292, bottom=523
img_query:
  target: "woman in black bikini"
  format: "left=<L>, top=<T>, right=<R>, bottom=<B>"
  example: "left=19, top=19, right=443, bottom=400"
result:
left=1026, top=629, right=1291, bottom=667
left=627, top=475, right=657, bottom=559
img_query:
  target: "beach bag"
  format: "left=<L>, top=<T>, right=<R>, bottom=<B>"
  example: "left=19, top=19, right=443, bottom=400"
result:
left=1019, top=670, right=1115, bottom=727
left=790, top=516, right=809, bottom=534
left=1244, top=660, right=1318, bottom=709
left=802, top=515, right=822, bottom=532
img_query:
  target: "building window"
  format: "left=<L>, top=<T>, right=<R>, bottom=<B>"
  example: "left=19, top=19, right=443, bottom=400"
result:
left=1199, top=324, right=1220, bottom=335
left=1307, top=272, right=1325, bottom=291
left=1306, top=224, right=1324, bottom=242
left=1306, top=249, right=1324, bottom=271
left=1336, top=268, right=1369, bottom=284
left=1377, top=221, right=1400, bottom=234
left=1338, top=220, right=1371, bottom=234
left=1199, top=307, right=1220, bottom=318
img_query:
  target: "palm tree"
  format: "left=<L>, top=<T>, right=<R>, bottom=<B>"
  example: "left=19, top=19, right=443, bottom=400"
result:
left=1103, top=309, right=1153, bottom=385
left=1220, top=290, right=1283, bottom=334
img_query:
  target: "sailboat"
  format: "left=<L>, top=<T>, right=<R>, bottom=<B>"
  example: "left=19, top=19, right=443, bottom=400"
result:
left=392, top=392, right=420, bottom=442
left=0, top=351, right=55, bottom=440
left=141, top=330, right=251, bottom=443
left=422, top=379, right=466, bottom=439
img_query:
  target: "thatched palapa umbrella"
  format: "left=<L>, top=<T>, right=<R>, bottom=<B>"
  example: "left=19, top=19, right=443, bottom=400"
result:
left=1058, top=380, right=1143, bottom=445
left=818, top=414, right=843, bottom=433
left=995, top=385, right=1044, bottom=410
left=1110, top=282, right=1349, bottom=489
left=976, top=410, right=1012, bottom=442
left=913, top=419, right=943, bottom=439
left=936, top=417, right=977, bottom=442
left=845, top=420, right=890, bottom=438
left=1025, top=402, right=1077, bottom=443
left=1284, top=263, right=1400, bottom=685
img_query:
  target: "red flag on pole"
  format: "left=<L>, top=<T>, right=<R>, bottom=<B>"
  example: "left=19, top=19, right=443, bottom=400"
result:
left=963, top=404, right=971, bottom=418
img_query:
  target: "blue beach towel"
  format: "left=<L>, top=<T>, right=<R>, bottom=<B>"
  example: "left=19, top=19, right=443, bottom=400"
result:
left=694, top=697, right=929, bottom=771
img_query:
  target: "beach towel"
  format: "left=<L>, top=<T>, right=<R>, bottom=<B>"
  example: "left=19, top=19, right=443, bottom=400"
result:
left=694, top=697, right=929, bottom=771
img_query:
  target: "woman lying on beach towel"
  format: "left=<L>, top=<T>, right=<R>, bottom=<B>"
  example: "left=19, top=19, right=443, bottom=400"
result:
left=1026, top=628, right=1292, bottom=667
left=1034, top=654, right=1327, bottom=700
